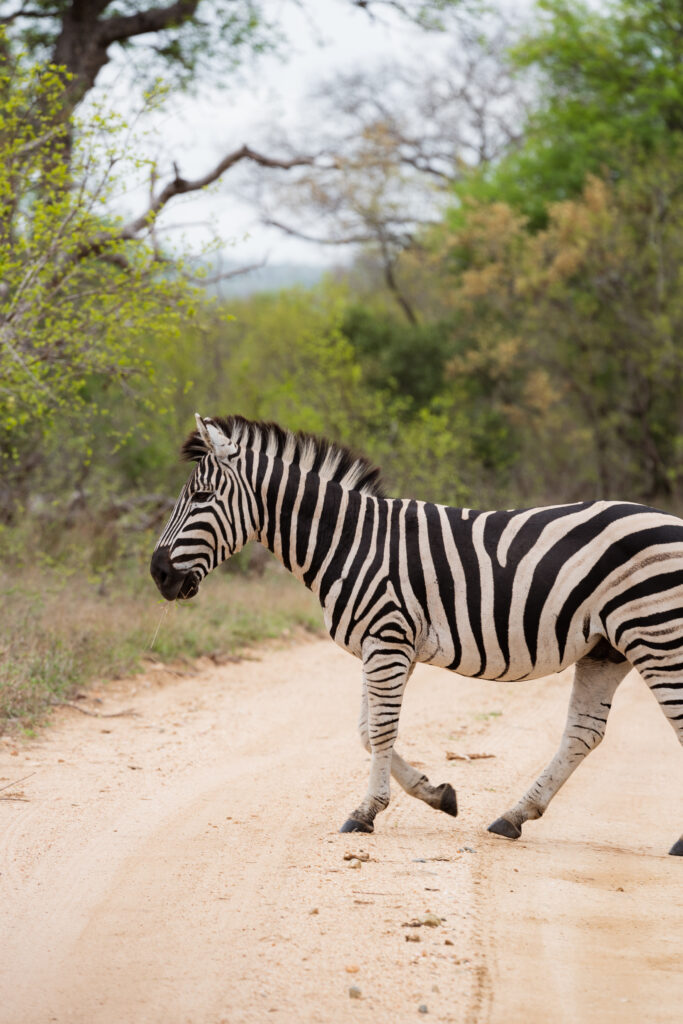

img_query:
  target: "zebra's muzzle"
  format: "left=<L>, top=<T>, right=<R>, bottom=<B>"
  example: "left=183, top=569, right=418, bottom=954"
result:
left=150, top=547, right=200, bottom=601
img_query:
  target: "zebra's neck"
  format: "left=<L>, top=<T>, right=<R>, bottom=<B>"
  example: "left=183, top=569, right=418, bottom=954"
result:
left=251, top=450, right=370, bottom=596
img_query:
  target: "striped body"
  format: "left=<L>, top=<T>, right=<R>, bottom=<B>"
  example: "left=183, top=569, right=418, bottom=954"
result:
left=151, top=416, right=683, bottom=854
left=315, top=496, right=683, bottom=683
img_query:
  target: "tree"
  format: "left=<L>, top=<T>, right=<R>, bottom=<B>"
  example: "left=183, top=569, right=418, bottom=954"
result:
left=253, top=18, right=527, bottom=321
left=340, top=305, right=454, bottom=408
left=131, top=280, right=476, bottom=504
left=457, top=0, right=683, bottom=226
left=437, top=152, right=683, bottom=503
left=0, top=1, right=470, bottom=282
left=0, top=51, right=206, bottom=516
left=0, top=0, right=466, bottom=115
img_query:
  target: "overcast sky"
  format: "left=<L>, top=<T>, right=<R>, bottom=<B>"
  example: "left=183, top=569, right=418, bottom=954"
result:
left=100, top=0, right=464, bottom=269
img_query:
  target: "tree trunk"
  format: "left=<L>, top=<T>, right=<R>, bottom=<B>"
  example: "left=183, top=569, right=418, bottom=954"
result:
left=52, top=2, right=111, bottom=111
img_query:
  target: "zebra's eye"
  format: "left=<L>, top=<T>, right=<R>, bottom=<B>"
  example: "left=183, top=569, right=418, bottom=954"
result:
left=191, top=491, right=214, bottom=503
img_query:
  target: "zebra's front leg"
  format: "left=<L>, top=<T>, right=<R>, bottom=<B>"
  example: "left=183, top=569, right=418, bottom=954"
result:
left=340, top=639, right=414, bottom=834
left=488, top=655, right=631, bottom=841
left=356, top=677, right=458, bottom=820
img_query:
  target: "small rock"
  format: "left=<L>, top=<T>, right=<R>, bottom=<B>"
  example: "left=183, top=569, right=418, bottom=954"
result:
left=309, top=908, right=319, bottom=915
left=404, top=913, right=445, bottom=929
left=418, top=1005, right=429, bottom=1014
left=444, top=939, right=454, bottom=946
left=344, top=851, right=370, bottom=862
left=349, top=986, right=362, bottom=999
left=345, top=965, right=360, bottom=973
left=406, top=933, right=421, bottom=943
left=347, top=858, right=362, bottom=870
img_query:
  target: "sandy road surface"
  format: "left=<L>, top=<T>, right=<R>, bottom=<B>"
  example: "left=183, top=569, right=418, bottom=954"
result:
left=1, top=638, right=682, bottom=1024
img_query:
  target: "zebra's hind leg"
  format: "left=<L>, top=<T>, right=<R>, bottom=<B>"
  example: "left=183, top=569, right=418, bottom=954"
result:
left=488, top=654, right=630, bottom=842
left=643, top=668, right=683, bottom=856
left=340, top=637, right=416, bottom=834
left=356, top=677, right=457, bottom=821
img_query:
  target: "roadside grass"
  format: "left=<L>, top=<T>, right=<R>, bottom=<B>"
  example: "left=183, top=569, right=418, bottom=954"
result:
left=0, top=551, right=322, bottom=735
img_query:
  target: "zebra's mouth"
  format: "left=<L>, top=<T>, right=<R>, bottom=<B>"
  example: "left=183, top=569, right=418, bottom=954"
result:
left=177, top=574, right=200, bottom=600
left=150, top=547, right=201, bottom=601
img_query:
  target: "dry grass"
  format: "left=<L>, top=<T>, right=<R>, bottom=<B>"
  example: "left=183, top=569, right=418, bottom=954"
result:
left=0, top=557, right=322, bottom=735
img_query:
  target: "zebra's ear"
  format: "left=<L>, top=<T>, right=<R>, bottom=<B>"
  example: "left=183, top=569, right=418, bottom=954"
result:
left=194, top=414, right=239, bottom=462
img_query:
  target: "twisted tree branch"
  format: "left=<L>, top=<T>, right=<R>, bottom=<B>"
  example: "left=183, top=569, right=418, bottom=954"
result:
left=120, top=145, right=317, bottom=239
left=98, top=0, right=201, bottom=45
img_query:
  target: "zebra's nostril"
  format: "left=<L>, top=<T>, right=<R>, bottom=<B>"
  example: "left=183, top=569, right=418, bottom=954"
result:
left=150, top=547, right=173, bottom=588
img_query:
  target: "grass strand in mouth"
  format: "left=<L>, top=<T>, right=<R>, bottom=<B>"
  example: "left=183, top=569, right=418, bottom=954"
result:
left=149, top=603, right=171, bottom=652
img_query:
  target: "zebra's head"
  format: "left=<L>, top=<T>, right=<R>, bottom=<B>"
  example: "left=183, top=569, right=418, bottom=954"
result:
left=150, top=415, right=256, bottom=601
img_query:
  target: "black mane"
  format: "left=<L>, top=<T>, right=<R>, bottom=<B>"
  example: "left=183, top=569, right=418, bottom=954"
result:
left=182, top=415, right=386, bottom=498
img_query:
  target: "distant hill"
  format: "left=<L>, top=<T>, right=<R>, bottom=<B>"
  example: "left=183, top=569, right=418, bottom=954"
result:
left=201, top=261, right=326, bottom=298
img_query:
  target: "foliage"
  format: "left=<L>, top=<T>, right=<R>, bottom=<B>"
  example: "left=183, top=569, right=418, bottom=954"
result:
left=340, top=305, right=454, bottom=409
left=453, top=0, right=683, bottom=226
left=0, top=49, right=200, bottom=515
left=436, top=152, right=683, bottom=502
left=115, top=282, right=475, bottom=504
left=3, top=1, right=681, bottom=520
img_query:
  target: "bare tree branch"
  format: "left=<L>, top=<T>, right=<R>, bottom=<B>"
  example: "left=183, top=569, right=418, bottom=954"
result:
left=263, top=216, right=418, bottom=323
left=98, top=0, right=201, bottom=46
left=36, top=142, right=320, bottom=291
left=16, top=125, right=63, bottom=158
left=263, top=217, right=377, bottom=247
left=238, top=17, right=530, bottom=327
left=0, top=5, right=57, bottom=25
left=183, top=257, right=268, bottom=286
left=120, top=145, right=318, bottom=239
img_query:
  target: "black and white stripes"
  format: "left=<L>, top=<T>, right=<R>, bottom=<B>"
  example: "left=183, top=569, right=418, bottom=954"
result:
left=151, top=415, right=683, bottom=855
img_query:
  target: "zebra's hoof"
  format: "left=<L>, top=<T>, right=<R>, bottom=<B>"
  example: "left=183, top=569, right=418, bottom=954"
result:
left=668, top=839, right=683, bottom=857
left=435, top=782, right=458, bottom=818
left=340, top=817, right=374, bottom=834
left=487, top=817, right=521, bottom=840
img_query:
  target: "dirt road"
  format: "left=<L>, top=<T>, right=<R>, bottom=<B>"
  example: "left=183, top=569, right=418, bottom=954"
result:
left=1, top=638, right=682, bottom=1023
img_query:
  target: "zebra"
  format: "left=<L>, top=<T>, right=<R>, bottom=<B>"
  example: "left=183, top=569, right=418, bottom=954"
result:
left=150, top=414, right=683, bottom=857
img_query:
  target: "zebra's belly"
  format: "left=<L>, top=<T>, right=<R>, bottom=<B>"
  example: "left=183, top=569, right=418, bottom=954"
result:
left=323, top=579, right=594, bottom=680
left=418, top=620, right=592, bottom=682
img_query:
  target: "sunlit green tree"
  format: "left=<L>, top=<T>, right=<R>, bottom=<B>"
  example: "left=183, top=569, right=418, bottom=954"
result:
left=0, top=50, right=200, bottom=516
left=455, top=0, right=683, bottom=226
